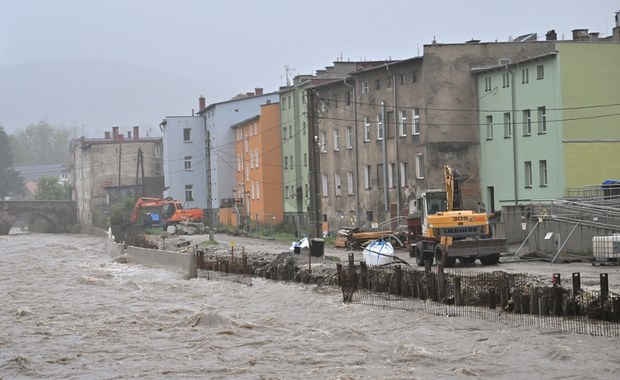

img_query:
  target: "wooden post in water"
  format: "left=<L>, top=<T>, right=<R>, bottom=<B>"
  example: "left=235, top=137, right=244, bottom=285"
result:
left=454, top=276, right=462, bottom=306
left=395, top=265, right=402, bottom=295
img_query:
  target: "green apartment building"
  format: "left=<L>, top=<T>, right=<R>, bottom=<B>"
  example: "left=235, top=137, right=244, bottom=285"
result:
left=279, top=75, right=312, bottom=234
left=475, top=41, right=620, bottom=212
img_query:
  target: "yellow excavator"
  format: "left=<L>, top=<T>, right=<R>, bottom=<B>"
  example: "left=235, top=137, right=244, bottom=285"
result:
left=407, top=165, right=506, bottom=267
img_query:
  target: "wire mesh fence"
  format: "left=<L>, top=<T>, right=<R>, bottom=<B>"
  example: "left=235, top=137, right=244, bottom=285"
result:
left=339, top=263, right=620, bottom=337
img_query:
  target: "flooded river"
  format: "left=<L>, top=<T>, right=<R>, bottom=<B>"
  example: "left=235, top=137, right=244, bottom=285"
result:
left=1, top=234, right=619, bottom=379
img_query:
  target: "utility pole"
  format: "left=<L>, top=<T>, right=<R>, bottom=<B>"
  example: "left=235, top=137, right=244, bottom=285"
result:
left=306, top=87, right=322, bottom=239
left=205, top=128, right=214, bottom=241
left=135, top=148, right=144, bottom=196
left=117, top=144, right=122, bottom=186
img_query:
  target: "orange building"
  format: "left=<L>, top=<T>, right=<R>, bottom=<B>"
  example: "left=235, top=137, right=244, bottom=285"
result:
left=230, top=102, right=283, bottom=228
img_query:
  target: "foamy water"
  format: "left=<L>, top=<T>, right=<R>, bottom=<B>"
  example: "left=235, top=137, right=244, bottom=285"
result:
left=1, top=234, right=619, bottom=379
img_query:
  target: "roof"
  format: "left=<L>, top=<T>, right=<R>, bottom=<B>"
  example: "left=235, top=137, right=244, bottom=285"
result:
left=471, top=52, right=558, bottom=75
left=197, top=91, right=280, bottom=114
left=14, top=163, right=69, bottom=181
left=230, top=115, right=260, bottom=129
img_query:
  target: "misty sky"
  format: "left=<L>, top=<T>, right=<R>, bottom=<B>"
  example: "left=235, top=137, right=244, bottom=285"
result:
left=1, top=0, right=618, bottom=137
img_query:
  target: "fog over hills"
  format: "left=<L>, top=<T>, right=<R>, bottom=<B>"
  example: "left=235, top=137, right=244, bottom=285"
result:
left=0, top=58, right=215, bottom=137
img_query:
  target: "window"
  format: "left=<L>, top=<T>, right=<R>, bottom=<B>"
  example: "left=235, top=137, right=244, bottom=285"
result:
left=346, top=126, right=353, bottom=149
left=519, top=109, right=531, bottom=136
left=289, top=155, right=293, bottom=169
left=345, top=91, right=351, bottom=106
left=412, top=73, right=417, bottom=83
left=305, top=183, right=309, bottom=198
left=398, top=110, right=407, bottom=137
left=347, top=171, right=354, bottom=195
left=375, top=79, right=381, bottom=90
left=244, top=135, right=249, bottom=152
left=486, top=115, right=494, bottom=140
left=320, top=131, right=327, bottom=153
left=335, top=173, right=342, bottom=196
left=255, top=148, right=259, bottom=167
left=364, top=165, right=371, bottom=189
left=377, top=164, right=384, bottom=189
left=364, top=117, right=371, bottom=141
left=302, top=121, right=307, bottom=135
left=237, top=154, right=241, bottom=171
left=539, top=160, right=548, bottom=187
left=321, top=174, right=328, bottom=196
left=185, top=184, right=194, bottom=201
left=304, top=153, right=307, bottom=167
left=333, top=129, right=340, bottom=151
left=250, top=150, right=254, bottom=168
left=184, top=156, right=192, bottom=171
left=502, top=72, right=510, bottom=88
left=282, top=127, right=287, bottom=140
left=332, top=94, right=338, bottom=109
left=388, top=163, right=395, bottom=188
left=284, top=185, right=289, bottom=199
left=377, top=114, right=384, bottom=140
left=183, top=128, right=191, bottom=142
left=400, top=162, right=408, bottom=188
left=503, top=112, right=512, bottom=138
left=415, top=154, right=425, bottom=179
left=537, top=106, right=547, bottom=134
left=284, top=156, right=288, bottom=169
left=537, top=65, right=544, bottom=80
left=361, top=81, right=369, bottom=93
left=289, top=125, right=293, bottom=138
left=256, top=182, right=260, bottom=199
left=399, top=74, right=406, bottom=85
left=521, top=68, right=529, bottom=84
left=155, top=145, right=161, bottom=155
left=386, top=76, right=392, bottom=88
left=251, top=182, right=255, bottom=200
left=524, top=161, right=532, bottom=188
left=412, top=109, right=420, bottom=135
left=484, top=77, right=492, bottom=92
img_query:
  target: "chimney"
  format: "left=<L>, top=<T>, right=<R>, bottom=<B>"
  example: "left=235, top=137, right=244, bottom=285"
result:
left=199, top=96, right=206, bottom=111
left=104, top=131, right=111, bottom=139
left=246, top=92, right=254, bottom=97
left=133, top=126, right=139, bottom=140
left=545, top=29, right=557, bottom=41
left=589, top=32, right=600, bottom=41
left=112, top=126, right=119, bottom=142
left=572, top=29, right=589, bottom=41
left=255, top=87, right=264, bottom=95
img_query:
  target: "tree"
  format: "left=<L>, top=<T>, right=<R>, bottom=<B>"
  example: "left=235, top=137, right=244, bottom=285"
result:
left=10, top=121, right=70, bottom=165
left=0, top=127, right=25, bottom=199
left=34, top=177, right=71, bottom=200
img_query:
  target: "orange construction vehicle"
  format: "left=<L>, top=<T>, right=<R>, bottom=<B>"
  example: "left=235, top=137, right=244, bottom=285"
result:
left=130, top=197, right=204, bottom=230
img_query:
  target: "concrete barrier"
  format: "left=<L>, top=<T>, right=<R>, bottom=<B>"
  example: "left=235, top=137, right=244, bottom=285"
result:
left=125, top=245, right=197, bottom=279
left=105, top=238, right=125, bottom=258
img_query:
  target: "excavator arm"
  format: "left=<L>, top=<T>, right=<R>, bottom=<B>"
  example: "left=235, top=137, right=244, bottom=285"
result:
left=444, top=165, right=463, bottom=211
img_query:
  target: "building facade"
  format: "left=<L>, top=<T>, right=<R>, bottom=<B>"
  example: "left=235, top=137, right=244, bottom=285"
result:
left=476, top=38, right=620, bottom=211
left=313, top=41, right=556, bottom=233
left=231, top=102, right=283, bottom=230
left=71, top=126, right=163, bottom=227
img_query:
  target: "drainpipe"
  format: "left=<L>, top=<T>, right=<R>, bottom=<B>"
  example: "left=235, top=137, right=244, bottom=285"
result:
left=385, top=63, right=400, bottom=223
left=381, top=101, right=388, bottom=211
left=343, top=77, right=360, bottom=227
left=509, top=67, right=519, bottom=205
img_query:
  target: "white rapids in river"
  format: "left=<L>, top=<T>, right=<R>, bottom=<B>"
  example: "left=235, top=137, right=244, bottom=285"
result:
left=1, top=233, right=619, bottom=379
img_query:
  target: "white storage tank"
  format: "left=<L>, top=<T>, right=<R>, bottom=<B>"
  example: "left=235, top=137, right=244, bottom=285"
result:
left=592, top=235, right=620, bottom=263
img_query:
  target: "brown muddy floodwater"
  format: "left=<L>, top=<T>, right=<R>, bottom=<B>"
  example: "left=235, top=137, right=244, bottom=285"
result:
left=1, top=233, right=619, bottom=379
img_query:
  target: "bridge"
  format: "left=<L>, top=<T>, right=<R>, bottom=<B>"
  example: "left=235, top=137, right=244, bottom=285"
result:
left=0, top=200, right=77, bottom=235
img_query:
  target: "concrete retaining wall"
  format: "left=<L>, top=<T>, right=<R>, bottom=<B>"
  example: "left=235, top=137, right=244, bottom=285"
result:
left=125, top=246, right=197, bottom=279
left=105, top=238, right=125, bottom=258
